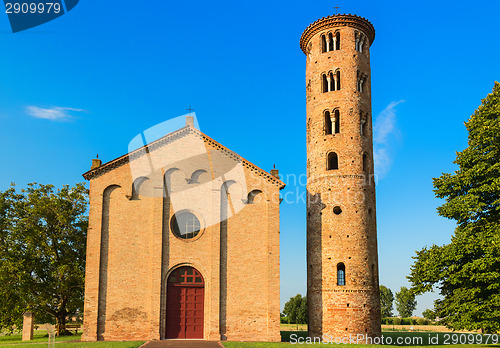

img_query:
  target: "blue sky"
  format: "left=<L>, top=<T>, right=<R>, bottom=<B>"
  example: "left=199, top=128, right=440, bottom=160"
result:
left=1, top=0, right=499, bottom=316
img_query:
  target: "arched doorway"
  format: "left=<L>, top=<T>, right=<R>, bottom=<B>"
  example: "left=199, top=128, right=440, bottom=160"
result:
left=166, top=266, right=205, bottom=339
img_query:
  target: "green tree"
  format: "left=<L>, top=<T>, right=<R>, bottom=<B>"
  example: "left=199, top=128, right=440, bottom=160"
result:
left=395, top=286, right=417, bottom=318
left=422, top=309, right=436, bottom=321
left=298, top=296, right=308, bottom=324
left=379, top=285, right=394, bottom=317
left=408, top=82, right=500, bottom=333
left=283, top=294, right=307, bottom=324
left=0, top=183, right=88, bottom=334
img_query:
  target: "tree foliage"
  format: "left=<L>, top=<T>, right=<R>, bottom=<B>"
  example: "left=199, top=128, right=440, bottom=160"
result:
left=283, top=294, right=308, bottom=324
left=395, top=286, right=417, bottom=318
left=422, top=309, right=436, bottom=321
left=0, top=183, right=88, bottom=333
left=380, top=285, right=394, bottom=317
left=408, top=82, right=500, bottom=333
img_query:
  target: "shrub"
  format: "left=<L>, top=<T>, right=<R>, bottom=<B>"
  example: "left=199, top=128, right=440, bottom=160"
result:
left=393, top=317, right=402, bottom=325
left=416, top=318, right=426, bottom=325
left=401, top=318, right=414, bottom=325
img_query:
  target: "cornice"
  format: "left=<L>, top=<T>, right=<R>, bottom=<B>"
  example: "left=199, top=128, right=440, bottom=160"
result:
left=300, top=14, right=375, bottom=54
left=82, top=127, right=286, bottom=190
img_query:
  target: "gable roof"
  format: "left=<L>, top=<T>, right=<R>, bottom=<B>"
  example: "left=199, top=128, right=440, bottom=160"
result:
left=82, top=125, right=286, bottom=189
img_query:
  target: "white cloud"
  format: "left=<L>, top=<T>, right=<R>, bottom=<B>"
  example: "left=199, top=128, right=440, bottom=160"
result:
left=26, top=106, right=86, bottom=121
left=373, top=100, right=404, bottom=179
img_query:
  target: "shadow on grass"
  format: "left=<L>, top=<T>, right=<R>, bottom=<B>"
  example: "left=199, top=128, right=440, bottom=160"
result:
left=0, top=331, right=83, bottom=347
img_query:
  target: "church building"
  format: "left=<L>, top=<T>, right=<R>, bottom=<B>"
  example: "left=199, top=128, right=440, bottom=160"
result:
left=81, top=9, right=382, bottom=344
left=81, top=116, right=284, bottom=342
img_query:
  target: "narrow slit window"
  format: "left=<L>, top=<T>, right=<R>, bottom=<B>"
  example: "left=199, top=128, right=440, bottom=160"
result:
left=337, top=263, right=346, bottom=286
left=328, top=152, right=339, bottom=170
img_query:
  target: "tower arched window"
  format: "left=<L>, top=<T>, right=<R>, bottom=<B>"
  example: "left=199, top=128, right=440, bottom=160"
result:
left=334, top=109, right=340, bottom=134
left=322, top=74, right=328, bottom=93
left=355, top=32, right=365, bottom=52
left=327, top=152, right=339, bottom=170
left=360, top=113, right=368, bottom=136
left=336, top=70, right=341, bottom=90
left=328, top=32, right=334, bottom=51
left=363, top=153, right=369, bottom=173
left=335, top=31, right=341, bottom=50
left=329, top=72, right=335, bottom=91
left=322, top=33, right=337, bottom=53
left=306, top=42, right=312, bottom=55
left=337, top=263, right=346, bottom=286
left=321, top=34, right=327, bottom=53
left=324, top=111, right=332, bottom=135
left=357, top=71, right=366, bottom=93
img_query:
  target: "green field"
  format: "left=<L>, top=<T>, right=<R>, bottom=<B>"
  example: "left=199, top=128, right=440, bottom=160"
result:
left=0, top=331, right=144, bottom=348
left=0, top=343, right=144, bottom=348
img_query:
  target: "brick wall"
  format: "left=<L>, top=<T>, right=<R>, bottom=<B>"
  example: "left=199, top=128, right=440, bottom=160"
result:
left=82, top=129, right=282, bottom=342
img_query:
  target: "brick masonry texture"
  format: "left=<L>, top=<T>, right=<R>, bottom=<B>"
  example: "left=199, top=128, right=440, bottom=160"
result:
left=81, top=126, right=283, bottom=342
left=301, top=14, right=382, bottom=340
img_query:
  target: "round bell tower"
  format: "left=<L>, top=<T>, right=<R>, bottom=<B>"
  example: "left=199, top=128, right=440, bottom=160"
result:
left=300, top=14, right=381, bottom=340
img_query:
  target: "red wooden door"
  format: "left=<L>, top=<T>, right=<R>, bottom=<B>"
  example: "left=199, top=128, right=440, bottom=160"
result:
left=166, top=267, right=204, bottom=339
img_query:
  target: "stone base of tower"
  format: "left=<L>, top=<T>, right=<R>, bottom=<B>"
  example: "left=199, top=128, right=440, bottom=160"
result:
left=322, top=289, right=381, bottom=343
left=309, top=288, right=381, bottom=343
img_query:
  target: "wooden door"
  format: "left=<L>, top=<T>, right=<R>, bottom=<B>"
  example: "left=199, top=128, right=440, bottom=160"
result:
left=166, top=267, right=204, bottom=339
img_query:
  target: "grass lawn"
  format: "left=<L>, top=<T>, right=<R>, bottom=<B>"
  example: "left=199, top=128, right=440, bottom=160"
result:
left=0, top=342, right=145, bottom=348
left=0, top=330, right=144, bottom=348
left=0, top=330, right=81, bottom=345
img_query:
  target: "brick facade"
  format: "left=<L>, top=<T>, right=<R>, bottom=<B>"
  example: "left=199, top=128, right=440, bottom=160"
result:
left=81, top=123, right=284, bottom=342
left=301, top=14, right=382, bottom=340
